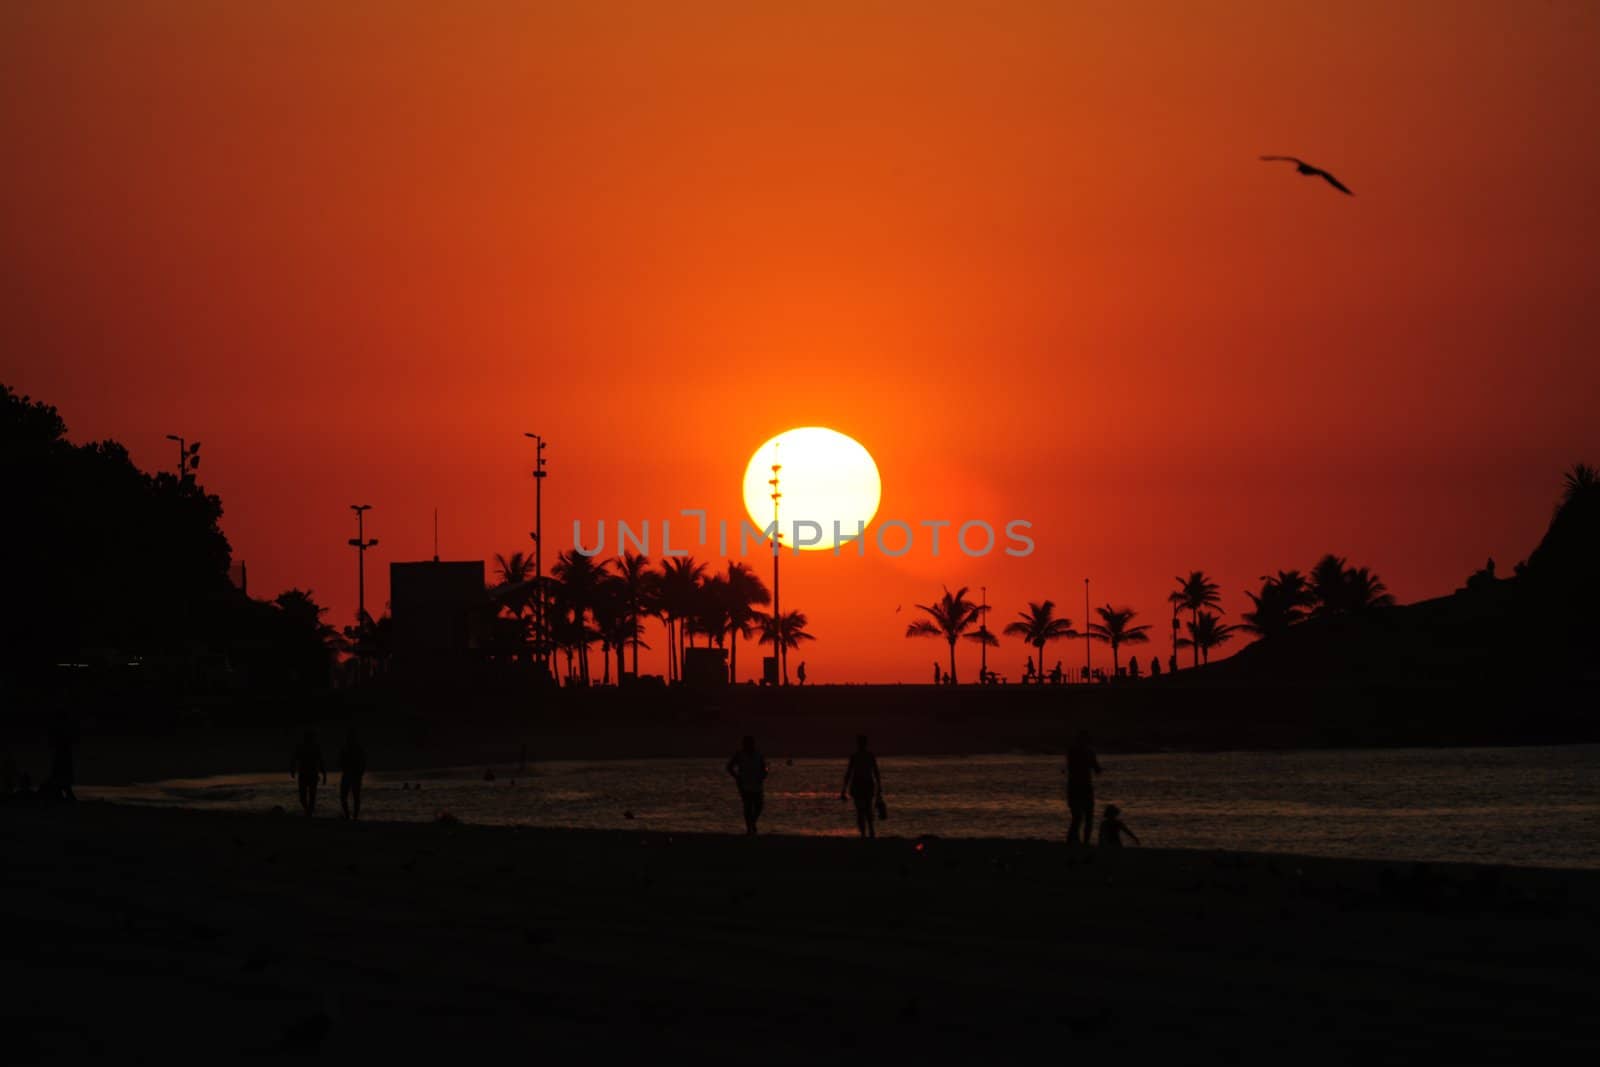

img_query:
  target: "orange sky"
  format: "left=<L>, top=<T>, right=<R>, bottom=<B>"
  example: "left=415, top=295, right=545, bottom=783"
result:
left=4, top=1, right=1597, bottom=682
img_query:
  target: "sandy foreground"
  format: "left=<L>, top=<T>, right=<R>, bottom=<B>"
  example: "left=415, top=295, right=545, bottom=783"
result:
left=4, top=801, right=1598, bottom=1063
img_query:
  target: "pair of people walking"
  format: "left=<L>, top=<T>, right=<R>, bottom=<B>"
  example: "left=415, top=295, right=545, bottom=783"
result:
left=290, top=729, right=367, bottom=820
left=725, top=734, right=885, bottom=838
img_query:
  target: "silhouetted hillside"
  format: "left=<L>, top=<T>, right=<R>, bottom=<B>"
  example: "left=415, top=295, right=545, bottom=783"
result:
left=1188, top=465, right=1600, bottom=688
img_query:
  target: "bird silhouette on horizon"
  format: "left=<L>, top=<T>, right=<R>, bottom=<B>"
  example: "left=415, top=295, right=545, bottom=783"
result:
left=1260, top=156, right=1353, bottom=196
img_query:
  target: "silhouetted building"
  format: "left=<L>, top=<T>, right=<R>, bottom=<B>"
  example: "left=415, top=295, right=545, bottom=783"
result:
left=390, top=560, right=489, bottom=676
left=683, top=647, right=728, bottom=690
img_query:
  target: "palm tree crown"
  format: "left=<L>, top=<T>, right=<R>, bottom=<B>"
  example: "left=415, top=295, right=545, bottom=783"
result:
left=1086, top=604, right=1151, bottom=676
left=753, top=609, right=814, bottom=684
left=905, top=585, right=985, bottom=685
left=655, top=556, right=708, bottom=682
left=1002, top=600, right=1076, bottom=684
left=1241, top=569, right=1314, bottom=639
left=717, top=561, right=770, bottom=683
left=1311, top=554, right=1396, bottom=616
left=614, top=551, right=658, bottom=676
left=1169, top=571, right=1222, bottom=668
left=1179, top=610, right=1238, bottom=665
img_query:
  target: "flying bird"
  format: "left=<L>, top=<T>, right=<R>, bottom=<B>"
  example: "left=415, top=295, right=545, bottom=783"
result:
left=1260, top=156, right=1353, bottom=196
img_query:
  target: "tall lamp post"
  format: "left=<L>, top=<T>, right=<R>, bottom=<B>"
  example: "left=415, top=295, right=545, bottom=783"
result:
left=165, top=434, right=201, bottom=482
left=348, top=505, right=378, bottom=676
left=769, top=457, right=783, bottom=685
left=524, top=433, right=547, bottom=675
left=979, top=585, right=990, bottom=684
left=1083, top=577, right=1092, bottom=682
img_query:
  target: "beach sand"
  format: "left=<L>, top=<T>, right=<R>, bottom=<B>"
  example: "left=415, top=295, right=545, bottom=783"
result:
left=5, top=801, right=1597, bottom=1062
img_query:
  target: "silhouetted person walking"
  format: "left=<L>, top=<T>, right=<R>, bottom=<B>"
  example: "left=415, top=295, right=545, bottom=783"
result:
left=725, top=735, right=767, bottom=835
left=797, top=661, right=807, bottom=686
left=1097, top=804, right=1141, bottom=849
left=841, top=735, right=883, bottom=838
left=291, top=731, right=326, bottom=817
left=932, top=661, right=940, bottom=686
left=1065, top=730, right=1101, bottom=846
left=339, top=730, right=367, bottom=821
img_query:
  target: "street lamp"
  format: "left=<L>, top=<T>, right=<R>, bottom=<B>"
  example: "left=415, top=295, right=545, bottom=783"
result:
left=524, top=433, right=548, bottom=674
left=769, top=457, right=783, bottom=685
left=165, top=434, right=201, bottom=481
left=979, top=585, right=989, bottom=684
left=1083, top=577, right=1092, bottom=682
left=348, top=506, right=378, bottom=675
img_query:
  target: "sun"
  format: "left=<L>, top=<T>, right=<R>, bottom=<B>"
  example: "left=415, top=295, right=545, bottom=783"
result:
left=742, top=427, right=882, bottom=551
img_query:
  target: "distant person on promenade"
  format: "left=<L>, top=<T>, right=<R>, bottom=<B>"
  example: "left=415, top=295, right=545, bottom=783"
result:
left=797, top=662, right=807, bottom=686
left=338, top=729, right=367, bottom=821
left=1097, top=804, right=1141, bottom=850
left=932, top=661, right=941, bottom=685
left=1065, top=730, right=1101, bottom=846
left=725, top=735, right=768, bottom=836
left=290, top=731, right=326, bottom=818
left=841, top=735, right=883, bottom=839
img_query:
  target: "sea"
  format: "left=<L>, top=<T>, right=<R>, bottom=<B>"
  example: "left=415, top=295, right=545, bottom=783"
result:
left=87, top=744, right=1600, bottom=869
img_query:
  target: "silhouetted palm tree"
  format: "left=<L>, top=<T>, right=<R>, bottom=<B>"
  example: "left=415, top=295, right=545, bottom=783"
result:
left=1561, top=462, right=1598, bottom=507
left=1241, top=569, right=1315, bottom=640
left=1310, top=554, right=1395, bottom=616
left=1344, top=566, right=1395, bottom=612
left=1002, top=600, right=1077, bottom=684
left=1179, top=611, right=1237, bottom=665
left=691, top=575, right=731, bottom=652
left=905, top=586, right=985, bottom=685
left=552, top=551, right=612, bottom=684
left=1087, top=604, right=1151, bottom=677
left=717, top=561, right=770, bottom=683
left=1169, top=571, right=1222, bottom=668
left=962, top=624, right=999, bottom=676
left=754, top=609, right=814, bottom=684
left=1309, top=554, right=1350, bottom=617
left=489, top=550, right=534, bottom=607
left=591, top=573, right=649, bottom=684
left=614, top=551, right=657, bottom=676
left=488, top=552, right=538, bottom=660
left=546, top=587, right=595, bottom=685
left=1525, top=461, right=1600, bottom=582
left=655, top=556, right=708, bottom=683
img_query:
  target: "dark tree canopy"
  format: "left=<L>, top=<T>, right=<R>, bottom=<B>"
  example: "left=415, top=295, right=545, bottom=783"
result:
left=1, top=384, right=331, bottom=690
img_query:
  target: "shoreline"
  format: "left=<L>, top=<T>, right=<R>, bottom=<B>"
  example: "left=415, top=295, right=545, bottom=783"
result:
left=7, top=712, right=1597, bottom=791
left=65, top=796, right=1600, bottom=875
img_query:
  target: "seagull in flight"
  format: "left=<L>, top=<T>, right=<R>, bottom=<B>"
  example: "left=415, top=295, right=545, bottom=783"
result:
left=1260, top=156, right=1353, bottom=196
